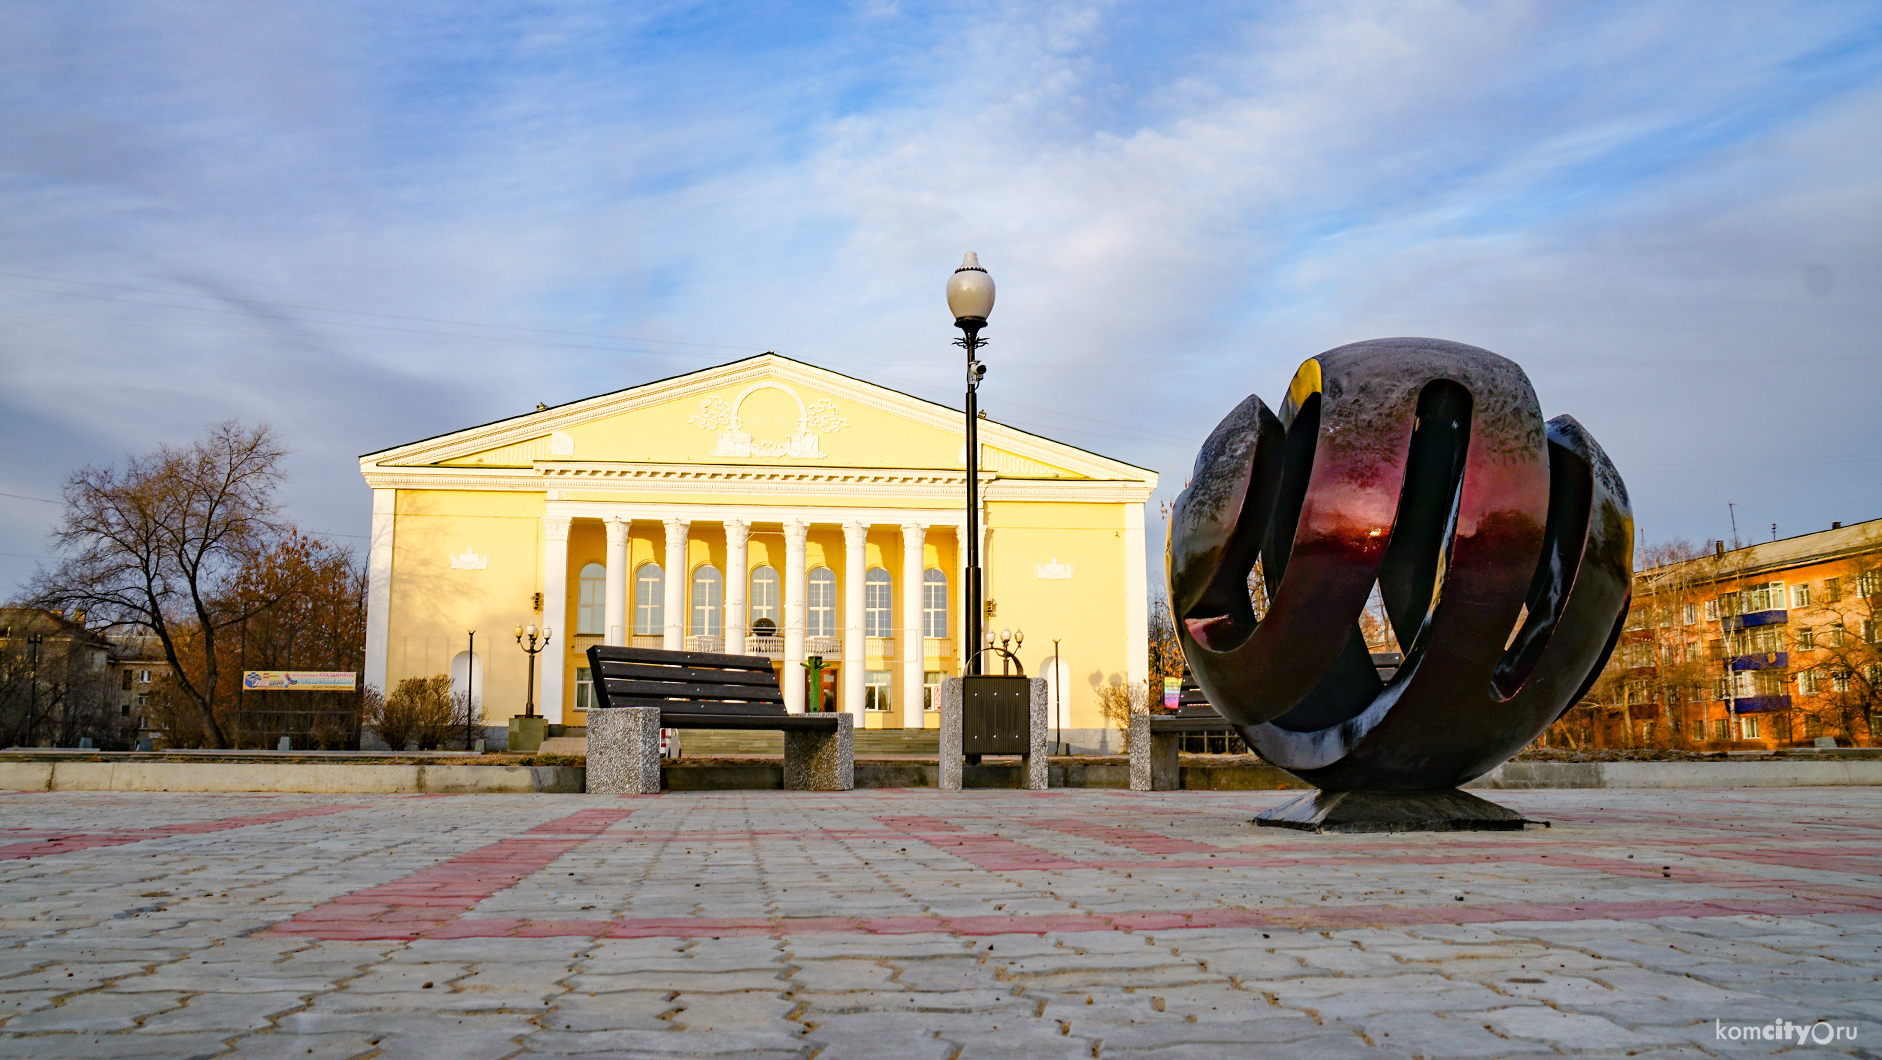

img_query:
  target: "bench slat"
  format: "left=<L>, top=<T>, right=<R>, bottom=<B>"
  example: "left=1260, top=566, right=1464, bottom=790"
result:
left=600, top=679, right=786, bottom=702
left=602, top=697, right=792, bottom=715
left=662, top=713, right=842, bottom=731
left=588, top=644, right=777, bottom=672
left=595, top=662, right=781, bottom=687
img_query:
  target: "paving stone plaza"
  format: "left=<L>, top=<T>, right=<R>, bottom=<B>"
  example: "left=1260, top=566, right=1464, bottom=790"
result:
left=1, top=787, right=1878, bottom=1058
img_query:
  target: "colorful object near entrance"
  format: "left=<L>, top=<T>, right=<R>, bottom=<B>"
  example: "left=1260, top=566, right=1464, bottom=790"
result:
left=1167, top=337, right=1632, bottom=797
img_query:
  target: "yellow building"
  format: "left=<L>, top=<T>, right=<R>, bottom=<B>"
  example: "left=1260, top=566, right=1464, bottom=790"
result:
left=359, top=354, right=1157, bottom=747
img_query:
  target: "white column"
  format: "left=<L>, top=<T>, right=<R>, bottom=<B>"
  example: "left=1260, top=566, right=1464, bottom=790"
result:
left=901, top=522, right=927, bottom=728
left=724, top=519, right=749, bottom=656
left=662, top=516, right=689, bottom=651
left=541, top=515, right=571, bottom=724
left=842, top=521, right=867, bottom=724
left=363, top=488, right=395, bottom=695
left=782, top=519, right=809, bottom=713
left=603, top=516, right=629, bottom=647
left=1125, top=501, right=1148, bottom=688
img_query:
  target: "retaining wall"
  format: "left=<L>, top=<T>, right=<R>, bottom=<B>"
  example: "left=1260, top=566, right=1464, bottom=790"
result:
left=3, top=755, right=1878, bottom=794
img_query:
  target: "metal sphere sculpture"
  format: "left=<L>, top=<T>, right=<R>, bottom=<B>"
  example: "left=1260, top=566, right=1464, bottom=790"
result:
left=1168, top=338, right=1632, bottom=796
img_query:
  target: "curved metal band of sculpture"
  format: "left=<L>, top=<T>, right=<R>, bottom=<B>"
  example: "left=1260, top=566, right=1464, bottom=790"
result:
left=1168, top=338, right=1632, bottom=794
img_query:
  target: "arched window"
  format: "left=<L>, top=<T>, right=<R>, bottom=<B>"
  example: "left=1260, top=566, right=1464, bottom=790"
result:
left=577, top=563, right=606, bottom=635
left=691, top=566, right=722, bottom=637
left=749, top=565, right=779, bottom=633
left=634, top=563, right=664, bottom=636
left=864, top=568, right=892, bottom=637
left=923, top=568, right=949, bottom=639
left=808, top=568, right=836, bottom=638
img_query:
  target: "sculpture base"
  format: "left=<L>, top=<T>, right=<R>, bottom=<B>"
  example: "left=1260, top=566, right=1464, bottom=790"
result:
left=1254, top=789, right=1543, bottom=833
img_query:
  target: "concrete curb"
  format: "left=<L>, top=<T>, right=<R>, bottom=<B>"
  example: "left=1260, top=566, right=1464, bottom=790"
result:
left=1472, top=760, right=1882, bottom=788
left=0, top=760, right=584, bottom=794
left=4, top=756, right=1878, bottom=794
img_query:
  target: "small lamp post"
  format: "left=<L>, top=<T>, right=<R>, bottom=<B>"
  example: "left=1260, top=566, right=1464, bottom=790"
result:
left=513, top=623, right=552, bottom=717
left=948, top=252, right=995, bottom=675
left=510, top=623, right=553, bottom=754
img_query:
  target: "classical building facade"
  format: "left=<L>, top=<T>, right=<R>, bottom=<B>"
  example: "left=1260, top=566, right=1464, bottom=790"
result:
left=359, top=355, right=1157, bottom=744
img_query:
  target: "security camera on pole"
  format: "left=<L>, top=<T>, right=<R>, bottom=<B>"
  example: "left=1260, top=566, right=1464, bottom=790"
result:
left=947, top=252, right=995, bottom=676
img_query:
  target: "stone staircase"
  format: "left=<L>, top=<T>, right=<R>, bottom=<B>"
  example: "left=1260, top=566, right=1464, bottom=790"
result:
left=675, top=727, right=940, bottom=756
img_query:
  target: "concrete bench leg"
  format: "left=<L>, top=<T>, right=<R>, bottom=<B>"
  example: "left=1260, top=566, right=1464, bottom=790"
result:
left=939, top=678, right=962, bottom=791
left=1021, top=677, right=1048, bottom=791
left=1128, top=716, right=1181, bottom=791
left=586, top=707, right=662, bottom=795
left=1129, top=714, right=1152, bottom=791
left=784, top=714, right=854, bottom=791
left=1151, top=731, right=1180, bottom=790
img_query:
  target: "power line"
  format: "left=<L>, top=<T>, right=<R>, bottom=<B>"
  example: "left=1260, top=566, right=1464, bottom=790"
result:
left=0, top=491, right=59, bottom=504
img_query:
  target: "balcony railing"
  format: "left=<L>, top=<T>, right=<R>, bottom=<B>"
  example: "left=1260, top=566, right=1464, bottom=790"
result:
left=685, top=636, right=724, bottom=654
left=1729, top=652, right=1787, bottom=671
left=1724, top=610, right=1787, bottom=631
left=1732, top=695, right=1791, bottom=714
left=631, top=636, right=663, bottom=649
left=748, top=636, right=784, bottom=657
left=867, top=637, right=894, bottom=659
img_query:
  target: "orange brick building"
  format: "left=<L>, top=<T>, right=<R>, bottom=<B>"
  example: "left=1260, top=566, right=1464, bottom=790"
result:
left=1562, top=518, right=1882, bottom=750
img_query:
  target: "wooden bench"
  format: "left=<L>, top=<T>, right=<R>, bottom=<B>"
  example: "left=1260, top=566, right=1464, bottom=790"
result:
left=583, top=644, right=853, bottom=794
left=1130, top=655, right=1403, bottom=790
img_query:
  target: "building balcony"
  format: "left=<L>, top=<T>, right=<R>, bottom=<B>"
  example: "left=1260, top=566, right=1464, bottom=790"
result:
left=631, top=635, right=663, bottom=649
left=867, top=636, right=894, bottom=659
left=923, top=637, right=954, bottom=659
left=572, top=633, right=604, bottom=654
left=747, top=635, right=783, bottom=657
left=685, top=635, right=724, bottom=654
left=1724, top=610, right=1786, bottom=630
left=1732, top=695, right=1791, bottom=714
left=1729, top=652, right=1787, bottom=671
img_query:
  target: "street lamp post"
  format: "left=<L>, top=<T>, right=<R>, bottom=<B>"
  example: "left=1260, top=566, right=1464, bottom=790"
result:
left=948, top=252, right=995, bottom=675
left=513, top=623, right=552, bottom=718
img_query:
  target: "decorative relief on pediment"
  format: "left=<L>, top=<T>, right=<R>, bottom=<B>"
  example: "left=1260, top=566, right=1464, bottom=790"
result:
left=688, top=382, right=849, bottom=459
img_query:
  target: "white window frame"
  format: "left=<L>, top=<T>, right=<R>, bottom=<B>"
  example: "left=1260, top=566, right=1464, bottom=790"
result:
left=691, top=566, right=723, bottom=638
left=864, top=568, right=893, bottom=637
left=634, top=563, right=664, bottom=636
left=807, top=568, right=836, bottom=638
left=577, top=563, right=607, bottom=635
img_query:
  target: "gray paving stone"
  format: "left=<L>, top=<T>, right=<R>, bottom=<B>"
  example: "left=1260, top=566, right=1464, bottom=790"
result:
left=0, top=788, right=1877, bottom=1055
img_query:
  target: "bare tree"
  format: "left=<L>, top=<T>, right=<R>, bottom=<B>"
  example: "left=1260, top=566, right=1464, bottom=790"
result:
left=32, top=422, right=293, bottom=748
left=1792, top=554, right=1882, bottom=745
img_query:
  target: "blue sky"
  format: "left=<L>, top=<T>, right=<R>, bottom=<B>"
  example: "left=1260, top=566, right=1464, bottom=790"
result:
left=3, top=1, right=1880, bottom=595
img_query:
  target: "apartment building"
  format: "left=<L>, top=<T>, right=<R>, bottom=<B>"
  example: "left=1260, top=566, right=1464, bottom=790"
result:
left=1600, top=518, right=1882, bottom=749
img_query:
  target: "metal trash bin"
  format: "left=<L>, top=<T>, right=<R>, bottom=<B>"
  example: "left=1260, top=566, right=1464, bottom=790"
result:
left=961, top=675, right=1031, bottom=763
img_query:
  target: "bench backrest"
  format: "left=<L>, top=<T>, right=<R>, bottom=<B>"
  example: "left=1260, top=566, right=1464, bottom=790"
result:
left=586, top=645, right=788, bottom=718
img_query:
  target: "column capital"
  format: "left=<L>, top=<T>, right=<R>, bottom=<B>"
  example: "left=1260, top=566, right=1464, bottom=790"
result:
left=901, top=522, right=928, bottom=542
left=544, top=515, right=573, bottom=542
left=663, top=515, right=692, bottom=531
left=724, top=516, right=750, bottom=534
left=784, top=519, right=810, bottom=547
left=602, top=515, right=629, bottom=542
left=842, top=520, right=868, bottom=545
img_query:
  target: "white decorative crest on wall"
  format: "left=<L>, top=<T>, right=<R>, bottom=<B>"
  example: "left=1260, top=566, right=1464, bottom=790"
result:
left=449, top=547, right=488, bottom=571
left=549, top=430, right=574, bottom=456
left=1035, top=557, right=1075, bottom=580
left=689, top=383, right=848, bottom=459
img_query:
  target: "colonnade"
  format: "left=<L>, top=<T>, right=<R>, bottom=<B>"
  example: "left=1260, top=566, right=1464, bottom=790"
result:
left=540, top=510, right=967, bottom=726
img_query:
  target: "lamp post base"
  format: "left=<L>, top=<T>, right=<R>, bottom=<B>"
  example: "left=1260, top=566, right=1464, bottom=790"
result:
left=508, top=715, right=547, bottom=754
left=1254, top=789, right=1544, bottom=834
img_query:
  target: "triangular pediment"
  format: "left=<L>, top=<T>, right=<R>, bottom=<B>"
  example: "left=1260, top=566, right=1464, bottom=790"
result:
left=361, top=354, right=1153, bottom=484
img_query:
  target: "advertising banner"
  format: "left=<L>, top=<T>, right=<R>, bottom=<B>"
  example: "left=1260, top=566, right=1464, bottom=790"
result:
left=242, top=671, right=358, bottom=691
left=1163, top=677, right=1182, bottom=710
